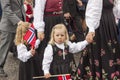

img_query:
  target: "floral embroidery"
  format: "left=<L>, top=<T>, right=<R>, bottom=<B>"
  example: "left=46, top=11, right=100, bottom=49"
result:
left=77, top=69, right=81, bottom=75
left=111, top=72, right=116, bottom=79
left=109, top=60, right=114, bottom=67
left=58, top=50, right=62, bottom=56
left=96, top=72, right=100, bottom=78
left=101, top=49, right=106, bottom=56
left=111, top=72, right=118, bottom=80
left=112, top=48, right=115, bottom=53
left=102, top=69, right=108, bottom=79
left=85, top=66, right=92, bottom=76
left=94, top=60, right=99, bottom=66
left=108, top=40, right=112, bottom=46
left=115, top=71, right=120, bottom=76
left=116, top=59, right=120, bottom=65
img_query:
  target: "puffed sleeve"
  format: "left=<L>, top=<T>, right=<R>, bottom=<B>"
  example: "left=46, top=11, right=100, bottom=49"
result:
left=42, top=44, right=53, bottom=75
left=113, top=0, right=120, bottom=19
left=33, top=0, right=46, bottom=32
left=68, top=40, right=88, bottom=53
left=17, top=43, right=33, bottom=62
left=85, top=0, right=103, bottom=32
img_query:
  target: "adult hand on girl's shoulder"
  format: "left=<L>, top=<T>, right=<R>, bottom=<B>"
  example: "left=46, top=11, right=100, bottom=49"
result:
left=44, top=73, right=51, bottom=79
left=86, top=32, right=95, bottom=43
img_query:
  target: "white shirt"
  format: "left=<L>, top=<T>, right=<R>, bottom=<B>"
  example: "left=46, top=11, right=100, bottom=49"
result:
left=42, top=40, right=88, bottom=75
left=86, top=0, right=120, bottom=32
left=113, top=0, right=120, bottom=19
left=33, top=0, right=46, bottom=32
left=17, top=39, right=40, bottom=62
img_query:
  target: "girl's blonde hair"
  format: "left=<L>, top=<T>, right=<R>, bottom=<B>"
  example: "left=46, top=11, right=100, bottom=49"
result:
left=14, top=22, right=31, bottom=45
left=49, top=24, right=69, bottom=45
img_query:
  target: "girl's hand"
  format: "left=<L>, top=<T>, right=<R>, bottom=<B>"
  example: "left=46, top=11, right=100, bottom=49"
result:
left=44, top=73, right=51, bottom=79
left=30, top=47, right=36, bottom=56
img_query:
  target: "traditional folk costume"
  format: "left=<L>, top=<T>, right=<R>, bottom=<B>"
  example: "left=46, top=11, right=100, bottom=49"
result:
left=42, top=40, right=88, bottom=80
left=33, top=0, right=65, bottom=77
left=24, top=2, right=33, bottom=23
left=78, top=0, right=120, bottom=79
left=14, top=22, right=41, bottom=80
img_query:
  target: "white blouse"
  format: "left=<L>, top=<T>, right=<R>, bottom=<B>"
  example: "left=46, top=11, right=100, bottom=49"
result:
left=17, top=39, right=40, bottom=62
left=113, top=0, right=120, bottom=19
left=86, top=0, right=120, bottom=32
left=42, top=40, right=88, bottom=75
left=33, top=0, right=46, bottom=32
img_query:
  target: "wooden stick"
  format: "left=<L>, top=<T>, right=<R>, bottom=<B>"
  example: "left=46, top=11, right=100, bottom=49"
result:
left=33, top=74, right=70, bottom=79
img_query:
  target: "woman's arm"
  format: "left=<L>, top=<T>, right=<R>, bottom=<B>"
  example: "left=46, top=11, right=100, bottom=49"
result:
left=17, top=44, right=33, bottom=62
left=113, top=0, right=120, bottom=19
left=33, top=0, right=46, bottom=40
left=85, top=0, right=103, bottom=32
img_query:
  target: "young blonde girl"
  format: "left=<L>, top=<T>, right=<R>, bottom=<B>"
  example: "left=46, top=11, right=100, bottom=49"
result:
left=14, top=22, right=41, bottom=80
left=42, top=24, right=92, bottom=80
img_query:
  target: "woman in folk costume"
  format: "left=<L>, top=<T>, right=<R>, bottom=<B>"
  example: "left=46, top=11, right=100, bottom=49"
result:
left=77, top=0, right=120, bottom=79
left=14, top=22, right=41, bottom=80
left=33, top=0, right=65, bottom=77
left=42, top=24, right=92, bottom=80
left=24, top=0, right=33, bottom=23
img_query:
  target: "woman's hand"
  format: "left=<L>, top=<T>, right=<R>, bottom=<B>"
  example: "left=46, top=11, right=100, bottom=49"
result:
left=86, top=32, right=95, bottom=43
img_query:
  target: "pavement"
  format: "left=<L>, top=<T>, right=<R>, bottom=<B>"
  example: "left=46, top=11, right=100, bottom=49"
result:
left=0, top=52, right=19, bottom=80
left=0, top=52, right=81, bottom=80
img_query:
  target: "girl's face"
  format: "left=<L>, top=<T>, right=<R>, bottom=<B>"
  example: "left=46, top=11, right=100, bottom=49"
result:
left=54, top=28, right=66, bottom=44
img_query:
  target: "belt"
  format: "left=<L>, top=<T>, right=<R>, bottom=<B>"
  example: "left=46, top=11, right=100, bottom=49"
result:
left=44, top=11, right=63, bottom=16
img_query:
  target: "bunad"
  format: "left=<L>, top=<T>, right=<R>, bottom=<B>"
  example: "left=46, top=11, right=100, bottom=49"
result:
left=77, top=0, right=120, bottom=79
left=18, top=39, right=41, bottom=80
left=15, top=23, right=41, bottom=80
left=43, top=40, right=88, bottom=80
left=33, top=0, right=65, bottom=77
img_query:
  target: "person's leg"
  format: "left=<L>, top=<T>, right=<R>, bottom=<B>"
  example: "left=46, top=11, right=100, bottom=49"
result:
left=0, top=31, right=15, bottom=77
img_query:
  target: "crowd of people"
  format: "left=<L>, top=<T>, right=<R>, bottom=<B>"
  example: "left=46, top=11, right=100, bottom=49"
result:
left=0, top=0, right=120, bottom=80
